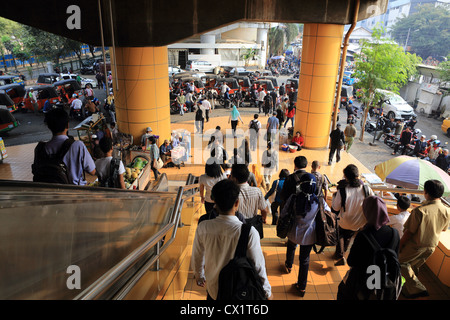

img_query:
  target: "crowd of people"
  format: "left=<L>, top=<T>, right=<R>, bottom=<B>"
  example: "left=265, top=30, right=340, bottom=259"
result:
left=191, top=153, right=450, bottom=301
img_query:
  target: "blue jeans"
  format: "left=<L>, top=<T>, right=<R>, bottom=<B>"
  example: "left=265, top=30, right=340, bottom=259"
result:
left=285, top=241, right=313, bottom=290
left=284, top=117, right=294, bottom=128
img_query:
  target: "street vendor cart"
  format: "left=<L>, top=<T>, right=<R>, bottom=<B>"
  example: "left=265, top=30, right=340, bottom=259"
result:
left=73, top=114, right=108, bottom=156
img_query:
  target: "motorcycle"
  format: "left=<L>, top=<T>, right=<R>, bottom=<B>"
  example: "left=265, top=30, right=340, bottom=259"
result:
left=383, top=129, right=398, bottom=148
left=364, top=120, right=377, bottom=134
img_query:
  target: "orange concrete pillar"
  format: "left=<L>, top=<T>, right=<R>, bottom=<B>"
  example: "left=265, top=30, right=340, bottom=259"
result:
left=111, top=46, right=171, bottom=144
left=295, top=24, right=344, bottom=149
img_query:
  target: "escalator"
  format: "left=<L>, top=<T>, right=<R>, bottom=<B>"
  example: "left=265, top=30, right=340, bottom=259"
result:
left=0, top=174, right=199, bottom=300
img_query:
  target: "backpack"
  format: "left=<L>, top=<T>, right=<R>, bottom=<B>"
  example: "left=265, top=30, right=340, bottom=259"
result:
left=217, top=224, right=267, bottom=300
left=250, top=120, right=259, bottom=133
left=313, top=195, right=337, bottom=254
left=262, top=150, right=272, bottom=168
left=276, top=194, right=296, bottom=239
left=99, top=157, right=121, bottom=188
left=32, top=138, right=75, bottom=184
left=332, top=181, right=370, bottom=214
left=359, top=230, right=402, bottom=300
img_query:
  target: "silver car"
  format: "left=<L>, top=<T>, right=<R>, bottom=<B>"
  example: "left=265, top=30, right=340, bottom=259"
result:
left=377, top=89, right=416, bottom=120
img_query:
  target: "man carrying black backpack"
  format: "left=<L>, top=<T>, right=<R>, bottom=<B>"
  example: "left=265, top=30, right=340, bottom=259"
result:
left=191, top=179, right=272, bottom=301
left=95, top=137, right=126, bottom=189
left=32, top=108, right=96, bottom=185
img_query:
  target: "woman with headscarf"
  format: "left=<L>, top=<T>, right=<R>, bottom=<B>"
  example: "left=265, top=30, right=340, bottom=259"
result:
left=228, top=105, right=244, bottom=138
left=280, top=173, right=331, bottom=297
left=337, top=196, right=400, bottom=300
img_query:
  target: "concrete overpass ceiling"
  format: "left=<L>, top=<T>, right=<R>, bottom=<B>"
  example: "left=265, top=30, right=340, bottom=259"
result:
left=1, top=0, right=388, bottom=47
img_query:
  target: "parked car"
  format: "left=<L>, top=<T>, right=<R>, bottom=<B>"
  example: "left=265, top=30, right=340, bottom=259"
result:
left=23, top=85, right=61, bottom=112
left=80, top=63, right=96, bottom=75
left=0, top=90, right=17, bottom=113
left=0, top=84, right=26, bottom=110
left=169, top=66, right=183, bottom=77
left=0, top=75, right=25, bottom=88
left=376, top=89, right=416, bottom=120
left=59, top=73, right=97, bottom=89
left=186, top=60, right=216, bottom=73
left=36, top=73, right=60, bottom=85
left=441, top=118, right=450, bottom=137
left=221, top=66, right=251, bottom=77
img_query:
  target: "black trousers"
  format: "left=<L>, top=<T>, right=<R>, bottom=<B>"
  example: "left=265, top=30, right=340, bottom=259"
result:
left=329, top=145, right=341, bottom=162
left=335, top=226, right=356, bottom=259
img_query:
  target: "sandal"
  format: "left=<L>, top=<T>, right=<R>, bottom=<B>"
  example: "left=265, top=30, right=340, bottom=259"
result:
left=284, top=262, right=292, bottom=274
left=294, top=283, right=306, bottom=297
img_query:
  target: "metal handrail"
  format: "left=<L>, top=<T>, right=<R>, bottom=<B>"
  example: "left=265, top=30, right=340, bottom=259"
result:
left=74, top=186, right=185, bottom=300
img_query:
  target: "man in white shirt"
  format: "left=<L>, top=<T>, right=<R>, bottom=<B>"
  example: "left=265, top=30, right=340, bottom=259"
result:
left=201, top=99, right=212, bottom=122
left=70, top=94, right=83, bottom=118
left=29, top=88, right=39, bottom=115
left=258, top=89, right=266, bottom=114
left=331, top=164, right=374, bottom=265
left=191, top=179, right=272, bottom=300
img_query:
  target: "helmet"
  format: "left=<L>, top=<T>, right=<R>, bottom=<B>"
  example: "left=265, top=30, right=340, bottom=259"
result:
left=72, top=94, right=77, bottom=98
left=431, top=135, right=437, bottom=140
left=348, top=100, right=353, bottom=104
left=414, top=129, right=421, bottom=135
left=434, top=140, right=441, bottom=146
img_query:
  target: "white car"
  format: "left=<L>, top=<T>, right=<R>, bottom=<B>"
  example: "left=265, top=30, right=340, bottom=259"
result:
left=376, top=89, right=416, bottom=120
left=59, top=73, right=98, bottom=89
left=169, top=66, right=183, bottom=77
left=186, top=60, right=216, bottom=73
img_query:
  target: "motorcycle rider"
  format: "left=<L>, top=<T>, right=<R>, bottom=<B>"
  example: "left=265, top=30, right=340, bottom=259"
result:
left=392, top=126, right=413, bottom=155
left=375, top=117, right=396, bottom=141
left=412, top=135, right=427, bottom=158
left=425, top=140, right=442, bottom=163
left=406, top=115, right=417, bottom=130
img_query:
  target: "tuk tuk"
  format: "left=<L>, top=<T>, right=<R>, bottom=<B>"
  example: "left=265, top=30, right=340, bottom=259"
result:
left=340, top=85, right=354, bottom=107
left=0, top=90, right=18, bottom=113
left=216, top=78, right=241, bottom=94
left=0, top=84, right=26, bottom=109
left=254, top=70, right=272, bottom=79
left=0, top=75, right=25, bottom=88
left=0, top=108, right=19, bottom=133
left=253, top=80, right=275, bottom=92
left=202, top=74, right=220, bottom=89
left=232, top=76, right=251, bottom=93
left=259, top=76, right=279, bottom=90
left=179, top=77, right=205, bottom=94
left=53, top=79, right=83, bottom=104
left=36, top=73, right=60, bottom=85
left=285, top=78, right=298, bottom=94
left=23, top=85, right=61, bottom=112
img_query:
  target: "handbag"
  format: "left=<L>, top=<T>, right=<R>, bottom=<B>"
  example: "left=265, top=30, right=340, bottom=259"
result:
left=245, top=215, right=264, bottom=239
left=156, top=157, right=164, bottom=170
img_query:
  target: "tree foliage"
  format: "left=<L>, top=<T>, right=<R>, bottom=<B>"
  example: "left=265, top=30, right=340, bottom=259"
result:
left=354, top=26, right=422, bottom=141
left=390, top=4, right=450, bottom=60
left=268, top=24, right=300, bottom=56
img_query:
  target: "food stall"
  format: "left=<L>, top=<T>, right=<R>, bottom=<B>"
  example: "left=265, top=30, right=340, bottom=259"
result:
left=73, top=114, right=107, bottom=155
left=0, top=137, right=7, bottom=163
left=124, top=155, right=151, bottom=190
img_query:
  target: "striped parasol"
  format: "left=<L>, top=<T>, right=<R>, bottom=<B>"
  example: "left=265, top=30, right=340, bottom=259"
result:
left=374, top=156, right=450, bottom=196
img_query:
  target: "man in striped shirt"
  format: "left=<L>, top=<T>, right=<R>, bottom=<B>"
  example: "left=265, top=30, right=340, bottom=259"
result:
left=230, top=164, right=270, bottom=222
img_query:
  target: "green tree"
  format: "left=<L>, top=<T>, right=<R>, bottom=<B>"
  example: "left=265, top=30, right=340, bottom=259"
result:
left=438, top=55, right=450, bottom=83
left=354, top=26, right=422, bottom=141
left=268, top=23, right=300, bottom=56
left=390, top=4, right=450, bottom=60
